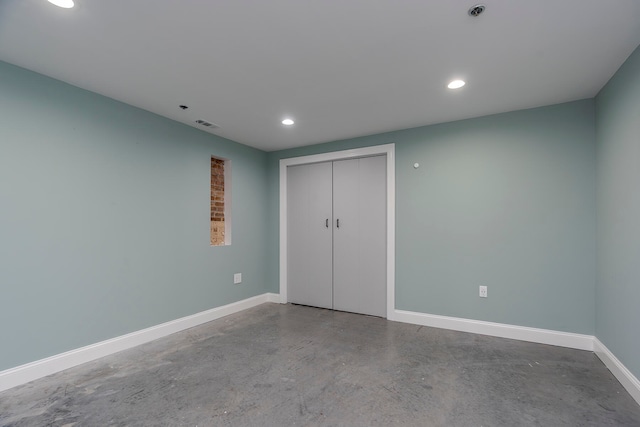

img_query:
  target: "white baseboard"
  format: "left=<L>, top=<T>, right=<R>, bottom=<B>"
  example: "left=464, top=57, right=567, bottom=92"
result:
left=391, top=309, right=640, bottom=405
left=0, top=293, right=278, bottom=393
left=391, top=309, right=594, bottom=351
left=265, top=292, right=281, bottom=303
left=3, top=297, right=638, bottom=408
left=593, top=338, right=640, bottom=405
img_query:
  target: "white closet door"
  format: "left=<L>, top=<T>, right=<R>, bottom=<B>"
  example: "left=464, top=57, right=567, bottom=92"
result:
left=333, top=156, right=387, bottom=317
left=287, top=162, right=333, bottom=309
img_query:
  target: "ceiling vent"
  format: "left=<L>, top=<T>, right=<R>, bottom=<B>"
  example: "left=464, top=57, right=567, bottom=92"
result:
left=195, top=119, right=220, bottom=129
left=468, top=4, right=486, bottom=17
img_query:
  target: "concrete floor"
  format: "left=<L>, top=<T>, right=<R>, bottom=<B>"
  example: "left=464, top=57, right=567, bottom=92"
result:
left=1, top=304, right=639, bottom=426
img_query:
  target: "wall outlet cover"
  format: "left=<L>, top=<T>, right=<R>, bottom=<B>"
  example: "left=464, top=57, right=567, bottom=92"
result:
left=234, top=273, right=242, bottom=284
left=479, top=285, right=488, bottom=298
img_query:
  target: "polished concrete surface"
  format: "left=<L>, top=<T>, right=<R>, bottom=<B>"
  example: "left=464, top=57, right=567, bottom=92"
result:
left=1, top=303, right=639, bottom=426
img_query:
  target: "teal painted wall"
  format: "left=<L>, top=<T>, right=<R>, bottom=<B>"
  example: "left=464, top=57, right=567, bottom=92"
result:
left=595, top=45, right=640, bottom=379
left=6, top=49, right=635, bottom=375
left=268, top=100, right=597, bottom=334
left=0, top=61, right=270, bottom=371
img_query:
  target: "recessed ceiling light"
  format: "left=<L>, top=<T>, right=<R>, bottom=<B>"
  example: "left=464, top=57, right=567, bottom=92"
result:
left=48, top=0, right=75, bottom=8
left=468, top=4, right=486, bottom=17
left=282, top=119, right=294, bottom=126
left=447, top=80, right=466, bottom=89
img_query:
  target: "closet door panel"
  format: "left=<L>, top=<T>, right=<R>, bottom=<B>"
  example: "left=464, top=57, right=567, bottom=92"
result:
left=332, top=159, right=360, bottom=313
left=333, top=156, right=386, bottom=317
left=287, top=163, right=333, bottom=309
left=356, top=156, right=387, bottom=317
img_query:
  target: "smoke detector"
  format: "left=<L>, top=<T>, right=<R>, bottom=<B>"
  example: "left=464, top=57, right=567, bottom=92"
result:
left=468, top=4, right=486, bottom=17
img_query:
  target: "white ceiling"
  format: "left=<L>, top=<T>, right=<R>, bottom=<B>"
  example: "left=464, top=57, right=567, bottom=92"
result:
left=1, top=1, right=639, bottom=151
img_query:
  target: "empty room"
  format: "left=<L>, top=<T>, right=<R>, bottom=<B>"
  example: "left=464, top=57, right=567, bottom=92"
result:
left=1, top=1, right=640, bottom=425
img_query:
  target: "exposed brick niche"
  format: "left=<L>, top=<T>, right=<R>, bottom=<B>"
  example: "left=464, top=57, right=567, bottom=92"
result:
left=211, top=157, right=225, bottom=245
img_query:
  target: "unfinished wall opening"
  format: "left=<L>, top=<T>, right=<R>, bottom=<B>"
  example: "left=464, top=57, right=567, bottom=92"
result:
left=211, top=156, right=231, bottom=246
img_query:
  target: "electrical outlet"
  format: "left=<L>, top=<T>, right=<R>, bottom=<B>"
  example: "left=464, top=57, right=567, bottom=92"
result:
left=233, top=273, right=242, bottom=284
left=479, top=286, right=488, bottom=298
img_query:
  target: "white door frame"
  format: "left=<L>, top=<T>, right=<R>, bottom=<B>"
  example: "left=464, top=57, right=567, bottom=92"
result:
left=279, top=143, right=396, bottom=319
